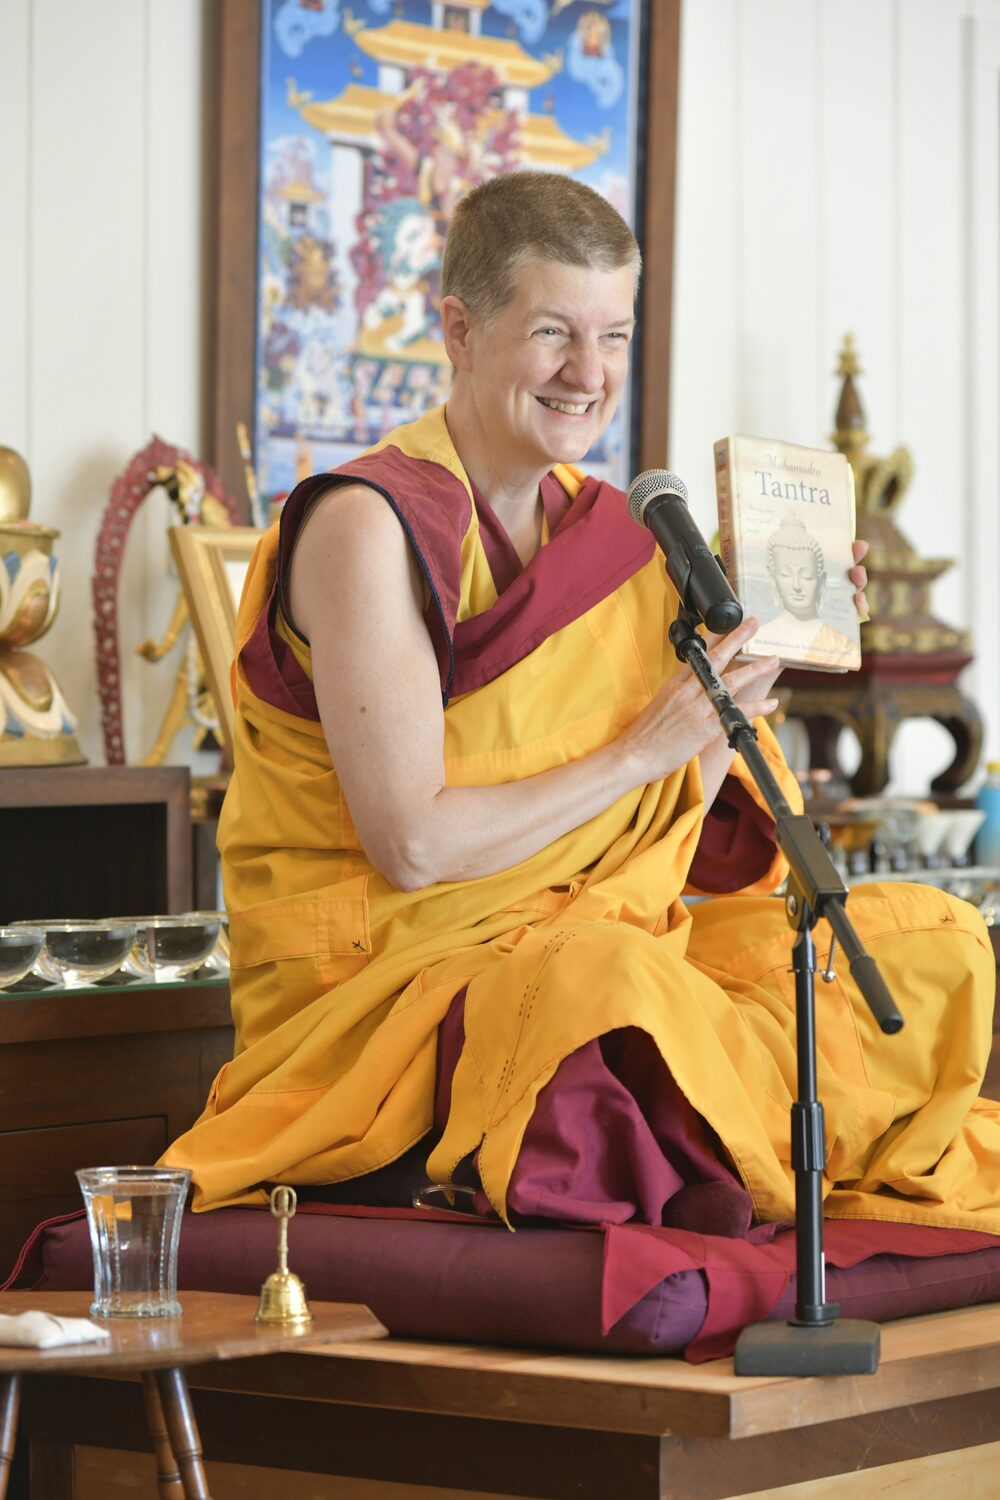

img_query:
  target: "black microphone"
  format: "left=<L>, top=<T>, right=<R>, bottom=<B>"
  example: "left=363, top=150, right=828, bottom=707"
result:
left=627, top=469, right=743, bottom=634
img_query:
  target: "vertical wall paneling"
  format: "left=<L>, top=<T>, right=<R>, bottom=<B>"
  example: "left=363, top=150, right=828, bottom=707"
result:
left=123, top=0, right=207, bottom=761
left=736, top=1, right=824, bottom=450
left=145, top=0, right=205, bottom=449
left=4, top=0, right=210, bottom=770
left=896, top=0, right=965, bottom=577
left=29, top=0, right=148, bottom=761
left=817, top=0, right=897, bottom=450
left=0, top=1, right=31, bottom=453
left=668, top=0, right=740, bottom=531
left=886, top=0, right=968, bottom=790
left=963, top=11, right=1000, bottom=769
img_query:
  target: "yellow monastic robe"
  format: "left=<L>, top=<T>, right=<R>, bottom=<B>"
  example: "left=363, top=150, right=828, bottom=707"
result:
left=163, top=407, right=1000, bottom=1236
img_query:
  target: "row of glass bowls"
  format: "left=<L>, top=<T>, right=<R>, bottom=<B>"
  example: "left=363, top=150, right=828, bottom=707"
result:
left=0, top=912, right=229, bottom=991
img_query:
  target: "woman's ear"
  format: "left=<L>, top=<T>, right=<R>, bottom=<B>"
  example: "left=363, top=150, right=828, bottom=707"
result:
left=441, top=295, right=475, bottom=370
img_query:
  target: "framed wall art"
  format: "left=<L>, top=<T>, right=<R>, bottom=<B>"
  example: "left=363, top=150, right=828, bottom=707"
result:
left=208, top=0, right=680, bottom=517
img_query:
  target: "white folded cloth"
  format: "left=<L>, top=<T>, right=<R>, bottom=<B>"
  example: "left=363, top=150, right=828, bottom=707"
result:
left=0, top=1311, right=111, bottom=1348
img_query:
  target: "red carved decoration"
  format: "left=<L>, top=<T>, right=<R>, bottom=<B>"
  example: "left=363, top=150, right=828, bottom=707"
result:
left=92, top=436, right=241, bottom=765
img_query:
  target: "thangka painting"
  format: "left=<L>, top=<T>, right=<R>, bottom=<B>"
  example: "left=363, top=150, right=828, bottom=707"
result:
left=254, top=0, right=647, bottom=510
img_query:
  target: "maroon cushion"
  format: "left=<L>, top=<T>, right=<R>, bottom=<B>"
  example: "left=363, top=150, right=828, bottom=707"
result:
left=11, top=1204, right=1000, bottom=1362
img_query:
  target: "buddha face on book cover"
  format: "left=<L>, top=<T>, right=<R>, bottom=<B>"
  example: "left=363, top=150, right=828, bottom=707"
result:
left=770, top=517, right=826, bottom=619
left=749, top=513, right=859, bottom=667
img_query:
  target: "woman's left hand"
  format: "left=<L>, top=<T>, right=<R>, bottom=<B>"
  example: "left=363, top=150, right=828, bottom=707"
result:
left=850, top=538, right=870, bottom=620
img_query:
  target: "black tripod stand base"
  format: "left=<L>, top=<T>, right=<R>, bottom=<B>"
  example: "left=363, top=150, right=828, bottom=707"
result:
left=734, top=1318, right=880, bottom=1376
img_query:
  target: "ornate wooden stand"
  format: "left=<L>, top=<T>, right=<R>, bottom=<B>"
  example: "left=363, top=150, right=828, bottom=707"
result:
left=782, top=650, right=983, bottom=798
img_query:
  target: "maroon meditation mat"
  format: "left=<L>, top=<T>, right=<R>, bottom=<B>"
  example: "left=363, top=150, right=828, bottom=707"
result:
left=8, top=1202, right=1000, bottom=1363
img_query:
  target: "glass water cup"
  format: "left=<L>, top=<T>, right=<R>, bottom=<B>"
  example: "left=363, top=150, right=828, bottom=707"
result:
left=75, top=1164, right=192, bottom=1318
left=0, top=925, right=46, bottom=989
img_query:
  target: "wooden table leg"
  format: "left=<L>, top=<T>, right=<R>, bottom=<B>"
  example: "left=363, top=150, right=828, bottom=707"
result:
left=0, top=1374, right=21, bottom=1500
left=152, top=1367, right=212, bottom=1500
left=142, top=1371, right=186, bottom=1498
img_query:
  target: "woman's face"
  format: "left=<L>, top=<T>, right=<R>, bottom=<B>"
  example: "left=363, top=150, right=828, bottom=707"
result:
left=448, top=258, right=636, bottom=479
left=770, top=543, right=822, bottom=619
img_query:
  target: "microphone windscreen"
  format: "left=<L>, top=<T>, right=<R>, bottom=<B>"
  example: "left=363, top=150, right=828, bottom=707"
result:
left=626, top=469, right=688, bottom=526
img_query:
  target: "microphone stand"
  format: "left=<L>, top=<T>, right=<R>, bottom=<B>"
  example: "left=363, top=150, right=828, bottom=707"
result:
left=668, top=604, right=904, bottom=1376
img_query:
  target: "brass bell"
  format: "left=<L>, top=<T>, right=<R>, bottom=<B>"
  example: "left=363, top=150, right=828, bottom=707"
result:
left=255, top=1184, right=313, bottom=1326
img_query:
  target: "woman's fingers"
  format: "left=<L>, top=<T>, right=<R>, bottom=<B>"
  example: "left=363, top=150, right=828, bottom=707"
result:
left=726, top=656, right=782, bottom=706
left=703, top=615, right=762, bottom=668
left=702, top=620, right=783, bottom=713
left=850, top=539, right=870, bottom=620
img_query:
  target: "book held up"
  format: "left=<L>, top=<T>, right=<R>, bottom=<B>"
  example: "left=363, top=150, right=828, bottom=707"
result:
left=714, top=434, right=862, bottom=673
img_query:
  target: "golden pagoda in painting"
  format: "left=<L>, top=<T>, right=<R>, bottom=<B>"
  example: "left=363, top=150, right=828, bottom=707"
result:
left=296, top=0, right=604, bottom=173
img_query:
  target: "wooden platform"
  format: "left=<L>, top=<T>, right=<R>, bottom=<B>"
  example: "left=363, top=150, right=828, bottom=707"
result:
left=14, top=1298, right=1000, bottom=1498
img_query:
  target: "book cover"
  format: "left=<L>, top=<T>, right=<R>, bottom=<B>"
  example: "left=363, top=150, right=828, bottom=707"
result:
left=714, top=434, right=862, bottom=673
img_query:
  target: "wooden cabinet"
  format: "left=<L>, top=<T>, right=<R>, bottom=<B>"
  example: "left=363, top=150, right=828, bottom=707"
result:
left=0, top=765, right=193, bottom=921
left=0, top=977, right=234, bottom=1281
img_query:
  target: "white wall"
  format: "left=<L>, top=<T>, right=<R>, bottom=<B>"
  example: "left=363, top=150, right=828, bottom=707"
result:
left=0, top=0, right=212, bottom=770
left=670, top=0, right=1000, bottom=796
left=0, top=0, right=997, bottom=799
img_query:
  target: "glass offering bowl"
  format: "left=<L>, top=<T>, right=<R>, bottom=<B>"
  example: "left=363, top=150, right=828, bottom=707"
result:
left=15, top=920, right=137, bottom=987
left=184, top=909, right=229, bottom=973
left=121, top=914, right=221, bottom=983
left=0, top=925, right=46, bottom=989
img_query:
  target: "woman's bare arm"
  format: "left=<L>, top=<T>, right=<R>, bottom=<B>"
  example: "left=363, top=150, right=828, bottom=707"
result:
left=289, top=486, right=781, bottom=890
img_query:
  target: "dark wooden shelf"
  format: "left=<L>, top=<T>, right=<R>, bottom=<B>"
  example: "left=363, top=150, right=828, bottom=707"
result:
left=0, top=765, right=193, bottom=921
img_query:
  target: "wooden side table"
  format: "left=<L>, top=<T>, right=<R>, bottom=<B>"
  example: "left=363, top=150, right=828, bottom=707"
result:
left=0, top=1291, right=385, bottom=1500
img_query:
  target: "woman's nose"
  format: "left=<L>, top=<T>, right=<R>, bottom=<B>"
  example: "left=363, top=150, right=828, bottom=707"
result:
left=561, top=338, right=604, bottom=393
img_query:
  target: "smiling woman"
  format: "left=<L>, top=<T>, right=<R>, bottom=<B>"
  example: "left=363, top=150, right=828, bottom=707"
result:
left=162, top=173, right=1000, bottom=1270
left=440, top=261, right=635, bottom=525
left=437, top=173, right=640, bottom=545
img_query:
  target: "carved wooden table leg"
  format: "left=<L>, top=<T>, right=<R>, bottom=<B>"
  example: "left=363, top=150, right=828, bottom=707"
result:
left=0, top=1374, right=21, bottom=1500
left=142, top=1370, right=186, bottom=1498
left=152, top=1366, right=212, bottom=1499
left=930, top=704, right=984, bottom=794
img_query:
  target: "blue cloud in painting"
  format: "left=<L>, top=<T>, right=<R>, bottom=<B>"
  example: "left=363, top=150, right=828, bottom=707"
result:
left=273, top=0, right=340, bottom=59
left=366, top=0, right=393, bottom=11
left=608, top=1, right=634, bottom=19
left=567, top=26, right=624, bottom=108
left=491, top=0, right=547, bottom=48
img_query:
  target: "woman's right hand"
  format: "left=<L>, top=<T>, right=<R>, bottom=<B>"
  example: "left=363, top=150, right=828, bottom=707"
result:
left=619, top=617, right=781, bottom=790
